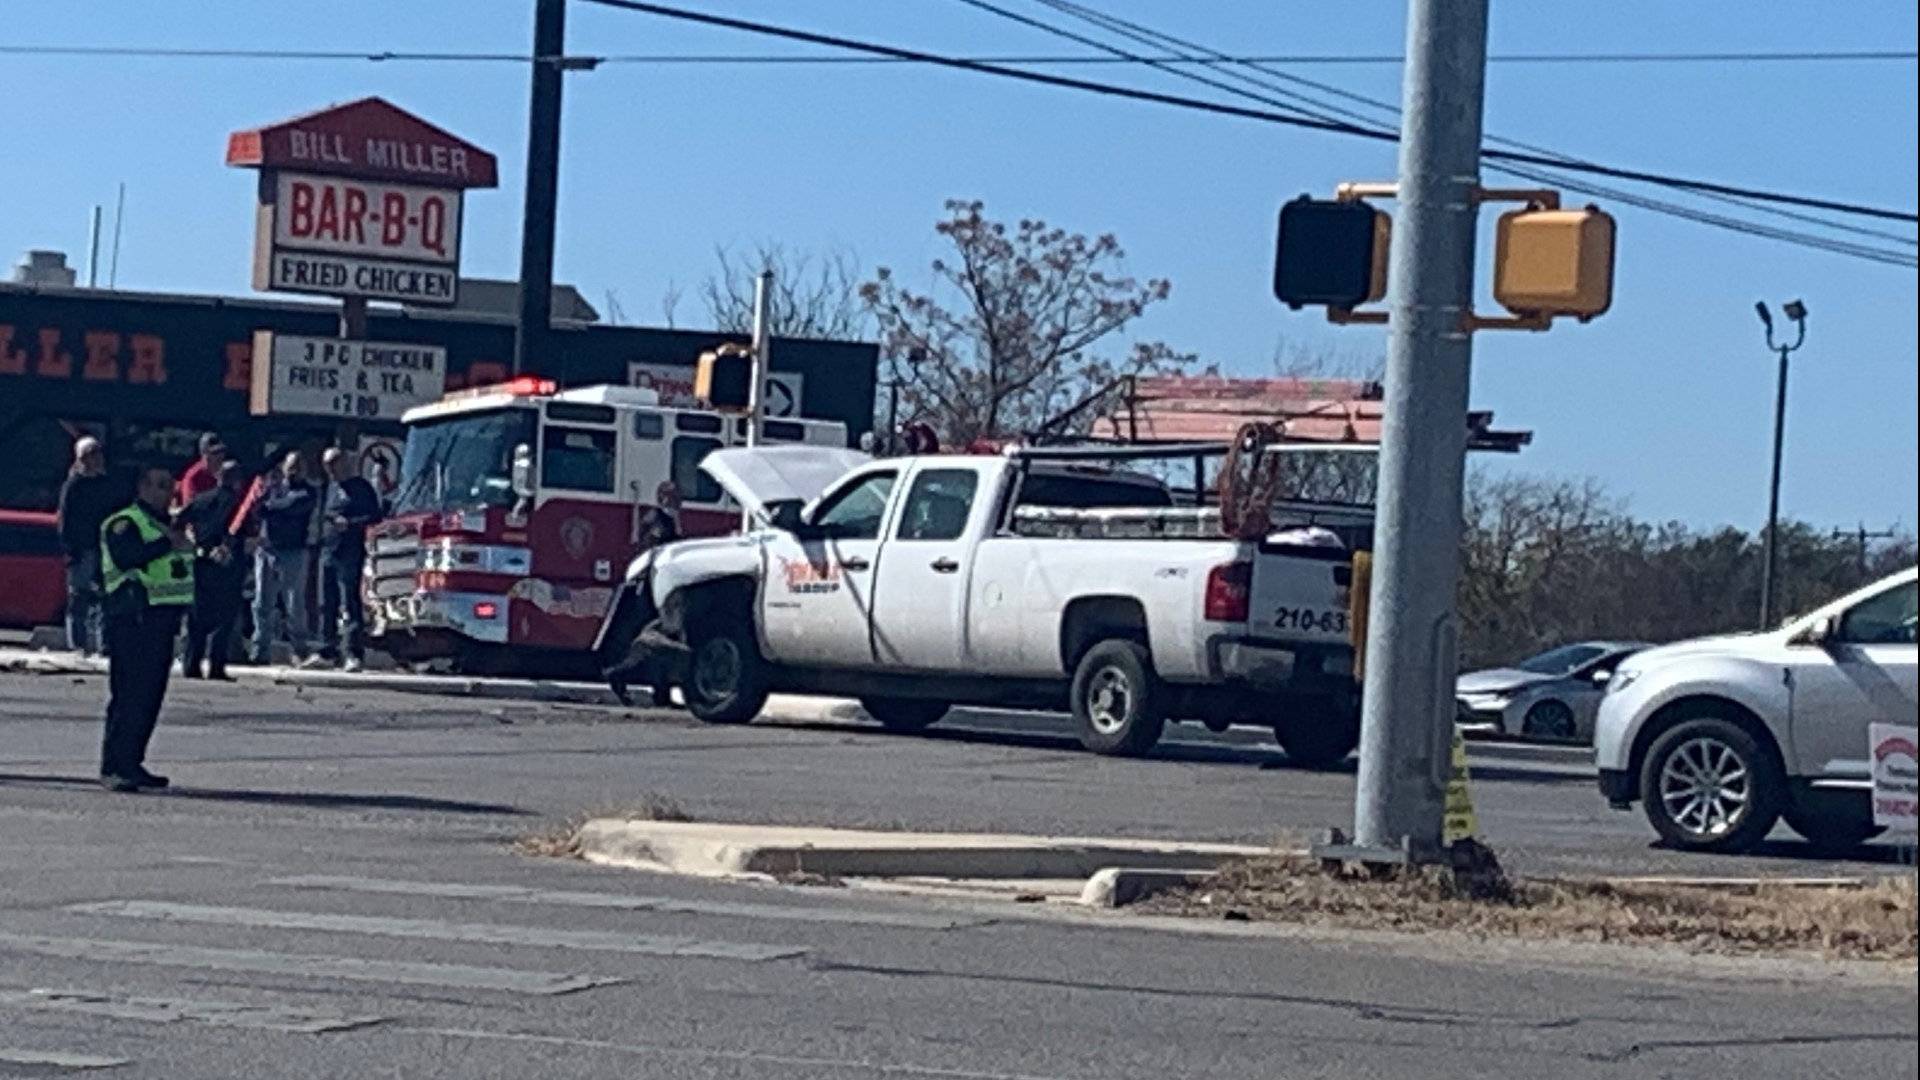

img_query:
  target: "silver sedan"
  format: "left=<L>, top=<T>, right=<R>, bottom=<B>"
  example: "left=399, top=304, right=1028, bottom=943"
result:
left=1455, top=641, right=1650, bottom=743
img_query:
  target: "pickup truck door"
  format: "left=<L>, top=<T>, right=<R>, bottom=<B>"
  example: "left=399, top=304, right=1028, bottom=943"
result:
left=871, top=464, right=987, bottom=670
left=757, top=468, right=899, bottom=669
left=1787, top=577, right=1919, bottom=781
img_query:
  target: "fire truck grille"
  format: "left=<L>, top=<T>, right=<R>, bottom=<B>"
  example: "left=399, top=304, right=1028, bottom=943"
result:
left=369, top=533, right=422, bottom=599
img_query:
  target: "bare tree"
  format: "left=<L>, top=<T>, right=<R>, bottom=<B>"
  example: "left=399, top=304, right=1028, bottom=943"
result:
left=1272, top=336, right=1385, bottom=383
left=658, top=280, right=685, bottom=329
left=860, top=199, right=1193, bottom=446
left=699, top=242, right=870, bottom=341
left=1452, top=469, right=1915, bottom=667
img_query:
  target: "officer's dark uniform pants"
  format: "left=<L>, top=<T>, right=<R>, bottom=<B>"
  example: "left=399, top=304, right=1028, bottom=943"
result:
left=102, top=607, right=183, bottom=778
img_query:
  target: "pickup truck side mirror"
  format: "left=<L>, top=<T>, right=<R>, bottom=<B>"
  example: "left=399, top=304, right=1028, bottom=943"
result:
left=509, top=443, right=536, bottom=499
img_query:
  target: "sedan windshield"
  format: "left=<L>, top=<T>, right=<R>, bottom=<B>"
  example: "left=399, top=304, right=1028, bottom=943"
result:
left=1516, top=643, right=1607, bottom=677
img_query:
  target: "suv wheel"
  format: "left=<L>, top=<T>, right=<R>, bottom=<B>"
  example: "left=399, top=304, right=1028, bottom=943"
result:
left=1639, top=716, right=1783, bottom=854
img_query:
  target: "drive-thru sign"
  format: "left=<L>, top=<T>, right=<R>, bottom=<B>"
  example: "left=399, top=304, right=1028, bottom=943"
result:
left=228, top=97, right=497, bottom=306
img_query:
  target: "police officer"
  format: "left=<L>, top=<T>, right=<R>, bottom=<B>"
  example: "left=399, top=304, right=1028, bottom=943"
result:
left=99, top=463, right=195, bottom=793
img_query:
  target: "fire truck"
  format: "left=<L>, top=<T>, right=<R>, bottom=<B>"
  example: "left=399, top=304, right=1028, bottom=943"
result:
left=366, top=377, right=849, bottom=675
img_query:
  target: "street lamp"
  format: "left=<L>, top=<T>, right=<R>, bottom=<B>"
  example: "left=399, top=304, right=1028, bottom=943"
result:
left=1754, top=298, right=1808, bottom=629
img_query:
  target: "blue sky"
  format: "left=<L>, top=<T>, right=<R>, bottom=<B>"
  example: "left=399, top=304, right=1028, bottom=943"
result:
left=6, top=1, right=1916, bottom=532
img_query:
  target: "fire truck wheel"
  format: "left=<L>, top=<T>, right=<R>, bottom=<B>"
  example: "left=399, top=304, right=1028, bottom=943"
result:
left=685, top=623, right=769, bottom=725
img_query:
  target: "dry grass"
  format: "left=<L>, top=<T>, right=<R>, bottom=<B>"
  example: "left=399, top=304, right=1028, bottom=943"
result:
left=511, top=794, right=693, bottom=859
left=1144, top=846, right=1919, bottom=962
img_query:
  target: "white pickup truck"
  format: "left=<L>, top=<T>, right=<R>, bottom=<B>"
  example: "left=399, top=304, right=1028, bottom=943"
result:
left=596, top=444, right=1372, bottom=764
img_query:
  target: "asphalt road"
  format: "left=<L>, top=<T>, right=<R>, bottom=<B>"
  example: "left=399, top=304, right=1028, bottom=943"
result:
left=1, top=670, right=1915, bottom=1079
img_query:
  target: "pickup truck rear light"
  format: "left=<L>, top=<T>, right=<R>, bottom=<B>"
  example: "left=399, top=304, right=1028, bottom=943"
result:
left=1204, top=561, right=1252, bottom=623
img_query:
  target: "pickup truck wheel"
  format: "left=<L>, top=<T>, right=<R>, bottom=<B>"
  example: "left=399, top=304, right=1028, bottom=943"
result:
left=1070, top=641, right=1165, bottom=757
left=860, top=698, right=950, bottom=733
left=1639, top=717, right=1783, bottom=854
left=1272, top=697, right=1360, bottom=769
left=684, top=623, right=768, bottom=725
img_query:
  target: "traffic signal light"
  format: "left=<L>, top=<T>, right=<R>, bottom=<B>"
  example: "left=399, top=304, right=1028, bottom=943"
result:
left=695, top=344, right=754, bottom=411
left=1492, top=206, right=1617, bottom=321
left=1273, top=195, right=1391, bottom=310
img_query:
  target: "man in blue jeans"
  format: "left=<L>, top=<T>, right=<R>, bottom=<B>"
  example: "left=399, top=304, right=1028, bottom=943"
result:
left=318, top=448, right=382, bottom=672
left=249, top=451, right=319, bottom=666
left=57, top=436, right=118, bottom=657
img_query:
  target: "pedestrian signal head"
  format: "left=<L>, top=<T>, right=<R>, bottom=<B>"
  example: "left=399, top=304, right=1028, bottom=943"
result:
left=1492, top=206, right=1617, bottom=321
left=1273, top=195, right=1391, bottom=310
left=695, top=345, right=755, bottom=412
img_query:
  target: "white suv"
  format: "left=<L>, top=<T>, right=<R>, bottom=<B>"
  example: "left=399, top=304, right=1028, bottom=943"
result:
left=1594, top=566, right=1918, bottom=853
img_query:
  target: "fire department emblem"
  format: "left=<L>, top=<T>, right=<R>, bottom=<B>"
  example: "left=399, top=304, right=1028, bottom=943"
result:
left=560, top=516, right=594, bottom=559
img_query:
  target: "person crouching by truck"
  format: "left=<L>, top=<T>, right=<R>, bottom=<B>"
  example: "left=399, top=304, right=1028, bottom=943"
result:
left=318, top=448, right=383, bottom=672
left=178, top=461, right=248, bottom=681
left=99, top=463, right=195, bottom=792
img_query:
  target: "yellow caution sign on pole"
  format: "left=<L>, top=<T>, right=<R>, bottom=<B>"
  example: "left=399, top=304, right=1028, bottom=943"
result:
left=1443, top=727, right=1479, bottom=844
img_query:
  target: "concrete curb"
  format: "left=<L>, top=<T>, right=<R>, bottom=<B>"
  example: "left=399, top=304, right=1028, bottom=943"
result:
left=575, top=820, right=1270, bottom=882
left=1079, top=867, right=1216, bottom=908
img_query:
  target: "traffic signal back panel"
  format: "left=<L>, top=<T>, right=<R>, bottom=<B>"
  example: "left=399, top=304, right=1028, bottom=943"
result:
left=1273, top=197, right=1391, bottom=310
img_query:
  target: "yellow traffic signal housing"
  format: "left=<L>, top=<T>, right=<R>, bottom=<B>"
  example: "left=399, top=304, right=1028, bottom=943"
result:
left=1274, top=196, right=1392, bottom=310
left=1493, top=206, right=1617, bottom=321
left=694, top=345, right=755, bottom=412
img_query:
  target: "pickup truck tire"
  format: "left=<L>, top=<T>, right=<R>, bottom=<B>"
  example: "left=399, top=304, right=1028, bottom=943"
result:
left=1070, top=640, right=1166, bottom=757
left=1639, top=716, right=1783, bottom=854
left=860, top=698, right=950, bottom=733
left=1273, top=697, right=1360, bottom=769
left=684, top=622, right=769, bottom=725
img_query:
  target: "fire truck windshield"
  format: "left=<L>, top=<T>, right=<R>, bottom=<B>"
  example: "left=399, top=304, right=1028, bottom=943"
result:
left=392, top=407, right=538, bottom=516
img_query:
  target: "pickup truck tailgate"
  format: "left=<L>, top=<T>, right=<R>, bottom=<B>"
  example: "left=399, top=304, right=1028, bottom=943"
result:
left=1247, top=553, right=1353, bottom=646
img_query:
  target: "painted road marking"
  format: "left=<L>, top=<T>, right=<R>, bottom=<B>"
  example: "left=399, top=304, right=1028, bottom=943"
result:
left=266, top=874, right=986, bottom=930
left=0, top=932, right=619, bottom=997
left=68, top=901, right=806, bottom=962
left=0, top=1047, right=130, bottom=1070
left=0, top=988, right=382, bottom=1034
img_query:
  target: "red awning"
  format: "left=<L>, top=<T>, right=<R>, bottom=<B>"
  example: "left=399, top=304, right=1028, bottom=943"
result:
left=1094, top=375, right=1531, bottom=452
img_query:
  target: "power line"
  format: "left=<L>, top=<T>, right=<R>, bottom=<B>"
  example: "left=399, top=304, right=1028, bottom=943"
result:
left=1010, top=0, right=1917, bottom=261
left=8, top=42, right=1909, bottom=66
left=579, top=0, right=1918, bottom=227
left=0, top=44, right=530, bottom=62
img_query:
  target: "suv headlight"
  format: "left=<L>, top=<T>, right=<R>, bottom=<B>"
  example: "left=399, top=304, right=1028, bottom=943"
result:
left=1606, top=669, right=1640, bottom=695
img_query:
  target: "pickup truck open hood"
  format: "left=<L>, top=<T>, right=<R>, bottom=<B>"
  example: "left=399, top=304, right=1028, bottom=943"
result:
left=699, top=445, right=873, bottom=522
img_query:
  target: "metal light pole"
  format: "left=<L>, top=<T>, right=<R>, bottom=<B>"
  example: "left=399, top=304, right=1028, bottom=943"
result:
left=747, top=269, right=774, bottom=449
left=1754, top=299, right=1807, bottom=629
left=1349, top=0, right=1491, bottom=860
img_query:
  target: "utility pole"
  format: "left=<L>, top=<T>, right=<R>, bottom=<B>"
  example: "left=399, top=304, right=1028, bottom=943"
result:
left=746, top=269, right=773, bottom=449
left=1832, top=523, right=1896, bottom=579
left=514, top=0, right=568, bottom=376
left=1348, top=0, right=1490, bottom=861
left=1754, top=300, right=1808, bottom=629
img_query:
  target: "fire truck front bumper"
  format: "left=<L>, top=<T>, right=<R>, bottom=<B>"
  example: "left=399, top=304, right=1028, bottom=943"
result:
left=373, top=590, right=511, bottom=645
